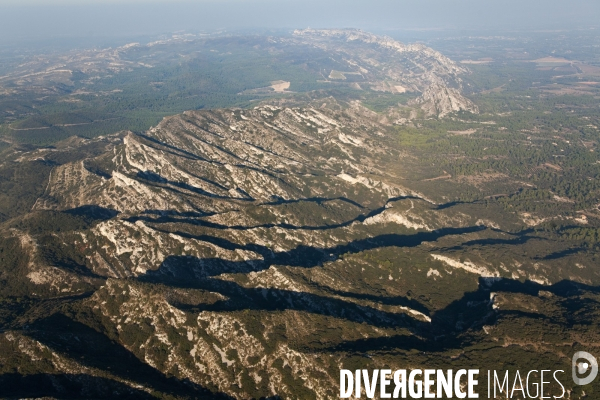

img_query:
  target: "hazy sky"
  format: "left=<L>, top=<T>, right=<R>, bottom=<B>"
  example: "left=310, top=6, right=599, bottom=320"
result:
left=1, top=0, right=599, bottom=43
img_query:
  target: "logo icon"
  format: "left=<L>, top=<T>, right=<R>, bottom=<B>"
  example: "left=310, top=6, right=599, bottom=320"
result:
left=572, top=351, right=598, bottom=386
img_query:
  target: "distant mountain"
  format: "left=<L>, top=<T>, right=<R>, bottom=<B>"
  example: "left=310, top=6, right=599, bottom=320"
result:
left=292, top=29, right=478, bottom=116
left=0, top=29, right=478, bottom=147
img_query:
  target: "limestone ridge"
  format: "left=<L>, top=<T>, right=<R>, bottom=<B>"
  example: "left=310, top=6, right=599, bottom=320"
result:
left=293, top=28, right=479, bottom=117
left=0, top=98, right=596, bottom=399
left=0, top=101, right=483, bottom=398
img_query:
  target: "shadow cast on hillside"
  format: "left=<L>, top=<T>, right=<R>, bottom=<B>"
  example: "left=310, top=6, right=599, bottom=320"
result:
left=0, top=373, right=154, bottom=399
left=310, top=284, right=431, bottom=315
left=137, top=133, right=212, bottom=163
left=144, top=225, right=487, bottom=278
left=143, top=227, right=600, bottom=353
left=128, top=195, right=450, bottom=232
left=136, top=170, right=254, bottom=201
left=64, top=205, right=120, bottom=221
left=319, top=277, right=600, bottom=354
left=262, top=195, right=366, bottom=209
left=139, top=226, right=487, bottom=333
left=24, top=313, right=232, bottom=399
left=134, top=196, right=367, bottom=227
left=438, top=228, right=542, bottom=251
